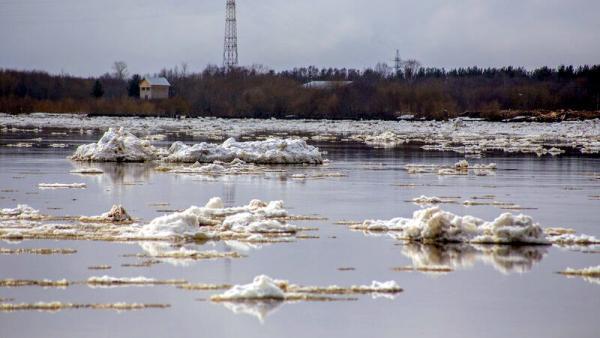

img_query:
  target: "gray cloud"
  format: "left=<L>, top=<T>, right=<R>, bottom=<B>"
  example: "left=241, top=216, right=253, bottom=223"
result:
left=0, top=0, right=598, bottom=76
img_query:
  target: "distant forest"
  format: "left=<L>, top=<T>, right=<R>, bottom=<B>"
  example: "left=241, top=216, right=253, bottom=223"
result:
left=1, top=64, right=599, bottom=120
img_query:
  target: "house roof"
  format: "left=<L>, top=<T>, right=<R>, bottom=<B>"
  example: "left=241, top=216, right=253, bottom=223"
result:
left=143, top=77, right=171, bottom=86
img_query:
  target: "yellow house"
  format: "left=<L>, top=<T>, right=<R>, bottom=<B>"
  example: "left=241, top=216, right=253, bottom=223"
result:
left=139, top=77, right=170, bottom=100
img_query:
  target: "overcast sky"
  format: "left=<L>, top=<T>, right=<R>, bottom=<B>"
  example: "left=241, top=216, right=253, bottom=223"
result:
left=1, top=0, right=599, bottom=76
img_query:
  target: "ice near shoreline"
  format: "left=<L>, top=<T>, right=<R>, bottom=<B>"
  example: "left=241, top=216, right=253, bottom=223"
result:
left=3, top=113, right=600, bottom=156
left=70, top=128, right=323, bottom=164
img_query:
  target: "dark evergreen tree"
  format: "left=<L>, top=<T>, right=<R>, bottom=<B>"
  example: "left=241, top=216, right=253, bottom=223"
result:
left=128, top=74, right=141, bottom=98
left=91, top=80, right=104, bottom=98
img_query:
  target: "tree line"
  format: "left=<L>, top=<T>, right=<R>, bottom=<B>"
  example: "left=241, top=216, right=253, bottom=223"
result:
left=0, top=63, right=599, bottom=120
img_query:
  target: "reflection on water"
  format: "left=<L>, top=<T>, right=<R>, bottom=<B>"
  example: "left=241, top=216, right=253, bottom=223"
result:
left=70, top=162, right=156, bottom=186
left=400, top=243, right=548, bottom=274
left=220, top=300, right=283, bottom=323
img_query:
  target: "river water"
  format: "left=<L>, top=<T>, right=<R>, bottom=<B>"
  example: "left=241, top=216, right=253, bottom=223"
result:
left=0, top=126, right=598, bottom=338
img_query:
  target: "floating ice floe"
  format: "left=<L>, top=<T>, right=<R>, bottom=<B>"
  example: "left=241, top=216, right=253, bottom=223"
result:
left=86, top=276, right=186, bottom=287
left=354, top=207, right=549, bottom=244
left=70, top=168, right=103, bottom=174
left=38, top=183, right=86, bottom=189
left=558, top=266, right=600, bottom=277
left=0, top=302, right=170, bottom=312
left=0, top=198, right=313, bottom=244
left=411, top=196, right=457, bottom=205
left=164, top=138, right=323, bottom=164
left=0, top=204, right=40, bottom=219
left=405, top=161, right=497, bottom=176
left=358, top=131, right=406, bottom=148
left=557, top=266, right=600, bottom=285
left=353, top=207, right=599, bottom=247
left=4, top=143, right=33, bottom=148
left=3, top=113, right=600, bottom=157
left=79, top=205, right=132, bottom=223
left=547, top=233, right=600, bottom=245
left=134, top=242, right=242, bottom=266
left=212, top=275, right=286, bottom=301
left=129, top=198, right=295, bottom=241
left=71, top=128, right=324, bottom=164
left=70, top=127, right=164, bottom=162
left=210, top=275, right=401, bottom=302
left=0, top=248, right=76, bottom=255
left=155, top=159, right=264, bottom=176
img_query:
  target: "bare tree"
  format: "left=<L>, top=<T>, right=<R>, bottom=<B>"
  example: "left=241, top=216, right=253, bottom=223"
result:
left=375, top=62, right=392, bottom=78
left=180, top=62, right=189, bottom=76
left=112, top=61, right=128, bottom=80
left=248, top=63, right=271, bottom=75
left=402, top=59, right=421, bottom=80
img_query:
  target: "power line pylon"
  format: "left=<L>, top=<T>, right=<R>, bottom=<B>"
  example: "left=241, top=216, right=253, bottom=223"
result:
left=223, top=0, right=239, bottom=68
left=393, top=49, right=402, bottom=75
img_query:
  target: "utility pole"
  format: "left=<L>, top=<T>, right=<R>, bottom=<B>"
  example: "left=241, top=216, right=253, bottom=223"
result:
left=393, top=49, right=402, bottom=75
left=223, top=0, right=239, bottom=69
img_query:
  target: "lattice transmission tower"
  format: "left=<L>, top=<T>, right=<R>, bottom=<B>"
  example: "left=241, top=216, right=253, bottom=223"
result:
left=223, top=0, right=239, bottom=68
left=393, top=49, right=402, bottom=75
